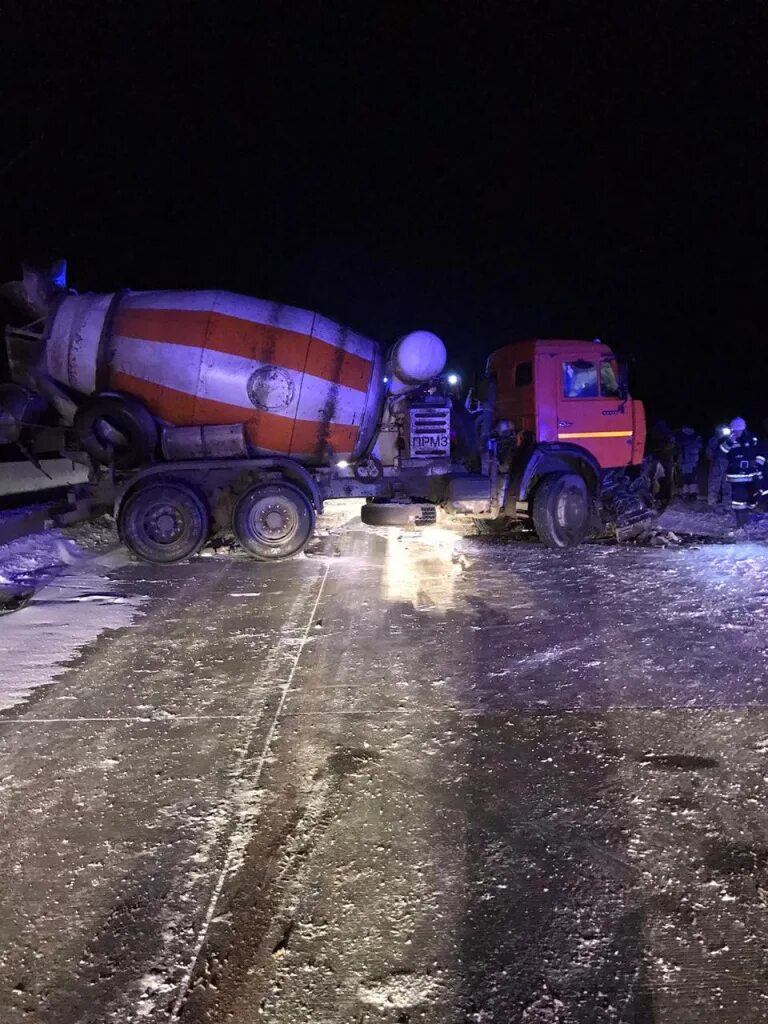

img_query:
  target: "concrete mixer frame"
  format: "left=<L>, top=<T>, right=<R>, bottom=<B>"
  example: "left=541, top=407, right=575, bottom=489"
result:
left=114, top=457, right=325, bottom=524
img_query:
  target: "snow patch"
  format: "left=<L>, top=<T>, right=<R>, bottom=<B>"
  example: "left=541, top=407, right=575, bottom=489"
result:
left=0, top=519, right=143, bottom=711
left=357, top=971, right=440, bottom=1010
left=135, top=970, right=176, bottom=1018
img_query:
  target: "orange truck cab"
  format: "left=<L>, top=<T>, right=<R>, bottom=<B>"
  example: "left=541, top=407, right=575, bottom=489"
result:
left=465, top=339, right=649, bottom=547
left=487, top=339, right=646, bottom=470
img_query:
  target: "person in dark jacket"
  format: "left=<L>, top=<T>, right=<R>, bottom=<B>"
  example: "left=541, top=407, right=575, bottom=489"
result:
left=720, top=417, right=765, bottom=528
left=675, top=426, right=702, bottom=502
left=648, top=420, right=678, bottom=501
left=706, top=429, right=731, bottom=506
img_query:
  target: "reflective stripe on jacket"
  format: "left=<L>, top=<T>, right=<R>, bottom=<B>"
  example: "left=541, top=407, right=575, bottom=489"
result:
left=721, top=433, right=762, bottom=483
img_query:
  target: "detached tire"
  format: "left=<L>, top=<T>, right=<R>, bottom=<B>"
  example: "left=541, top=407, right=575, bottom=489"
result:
left=531, top=472, right=592, bottom=548
left=119, top=480, right=210, bottom=563
left=360, top=502, right=415, bottom=527
left=74, top=392, right=158, bottom=470
left=233, top=482, right=315, bottom=560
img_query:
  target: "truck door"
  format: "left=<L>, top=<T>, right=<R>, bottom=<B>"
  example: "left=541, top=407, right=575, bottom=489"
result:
left=557, top=355, right=635, bottom=469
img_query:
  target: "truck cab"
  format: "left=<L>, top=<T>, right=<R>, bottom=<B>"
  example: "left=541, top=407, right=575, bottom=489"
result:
left=476, top=339, right=648, bottom=547
left=370, top=338, right=649, bottom=549
left=487, top=339, right=645, bottom=471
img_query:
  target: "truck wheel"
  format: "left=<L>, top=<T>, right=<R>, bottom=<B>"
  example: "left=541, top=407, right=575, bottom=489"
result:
left=74, top=392, right=158, bottom=470
left=232, top=482, right=315, bottom=560
left=531, top=472, right=591, bottom=548
left=360, top=501, right=414, bottom=527
left=119, top=480, right=210, bottom=563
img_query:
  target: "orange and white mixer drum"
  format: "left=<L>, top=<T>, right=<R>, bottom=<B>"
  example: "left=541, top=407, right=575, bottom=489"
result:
left=45, top=289, right=384, bottom=465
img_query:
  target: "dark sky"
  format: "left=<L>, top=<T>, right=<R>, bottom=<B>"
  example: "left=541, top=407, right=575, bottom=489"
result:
left=2, top=1, right=766, bottom=429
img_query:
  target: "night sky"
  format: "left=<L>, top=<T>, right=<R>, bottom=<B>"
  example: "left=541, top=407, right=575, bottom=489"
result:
left=2, top=2, right=766, bottom=431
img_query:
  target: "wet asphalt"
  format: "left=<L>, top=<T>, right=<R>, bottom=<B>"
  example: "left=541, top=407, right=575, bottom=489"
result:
left=2, top=510, right=768, bottom=1023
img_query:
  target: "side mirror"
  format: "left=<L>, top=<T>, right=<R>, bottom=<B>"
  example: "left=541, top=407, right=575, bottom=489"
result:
left=617, top=358, right=630, bottom=401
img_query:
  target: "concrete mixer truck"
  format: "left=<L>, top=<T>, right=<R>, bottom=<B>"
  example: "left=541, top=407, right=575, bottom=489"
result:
left=1, top=263, right=650, bottom=562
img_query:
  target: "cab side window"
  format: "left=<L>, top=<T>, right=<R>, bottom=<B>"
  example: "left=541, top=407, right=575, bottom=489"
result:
left=600, top=359, right=620, bottom=398
left=563, top=360, right=598, bottom=398
left=514, top=361, right=533, bottom=387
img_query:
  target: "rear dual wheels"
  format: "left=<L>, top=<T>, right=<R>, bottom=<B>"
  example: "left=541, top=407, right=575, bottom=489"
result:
left=232, top=482, right=315, bottom=560
left=119, top=480, right=210, bottom=563
left=119, top=479, right=315, bottom=563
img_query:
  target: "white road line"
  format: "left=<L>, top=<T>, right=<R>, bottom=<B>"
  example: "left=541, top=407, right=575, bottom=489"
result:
left=0, top=715, right=271, bottom=724
left=169, top=560, right=331, bottom=1019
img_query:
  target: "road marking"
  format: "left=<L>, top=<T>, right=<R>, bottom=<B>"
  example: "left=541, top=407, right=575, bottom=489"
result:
left=169, top=559, right=332, bottom=1019
left=0, top=715, right=264, bottom=724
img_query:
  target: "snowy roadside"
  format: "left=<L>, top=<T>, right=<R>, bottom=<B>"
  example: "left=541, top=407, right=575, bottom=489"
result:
left=655, top=500, right=768, bottom=541
left=0, top=515, right=119, bottom=592
left=0, top=516, right=146, bottom=712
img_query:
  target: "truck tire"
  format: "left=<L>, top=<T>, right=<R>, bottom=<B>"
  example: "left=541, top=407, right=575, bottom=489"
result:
left=531, top=472, right=591, bottom=548
left=119, top=480, right=210, bottom=563
left=74, top=392, right=158, bottom=470
left=233, top=481, right=315, bottom=560
left=360, top=502, right=414, bottom=527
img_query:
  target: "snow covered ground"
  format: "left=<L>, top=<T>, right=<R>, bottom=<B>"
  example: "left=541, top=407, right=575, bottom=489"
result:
left=0, top=517, right=144, bottom=710
left=1, top=506, right=768, bottom=1021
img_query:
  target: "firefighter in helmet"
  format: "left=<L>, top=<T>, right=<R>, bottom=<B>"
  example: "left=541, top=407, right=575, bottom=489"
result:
left=719, top=417, right=765, bottom=529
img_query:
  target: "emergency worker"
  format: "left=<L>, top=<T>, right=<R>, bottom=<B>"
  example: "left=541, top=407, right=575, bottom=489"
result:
left=755, top=431, right=768, bottom=509
left=675, top=426, right=702, bottom=502
left=706, top=428, right=731, bottom=507
left=647, top=421, right=678, bottom=501
left=720, top=417, right=765, bottom=528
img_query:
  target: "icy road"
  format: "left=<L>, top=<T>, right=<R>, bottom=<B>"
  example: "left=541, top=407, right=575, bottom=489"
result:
left=2, top=507, right=768, bottom=1023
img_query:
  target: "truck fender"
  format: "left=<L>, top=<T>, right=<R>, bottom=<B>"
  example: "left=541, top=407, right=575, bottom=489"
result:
left=269, top=460, right=324, bottom=514
left=509, top=443, right=601, bottom=509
